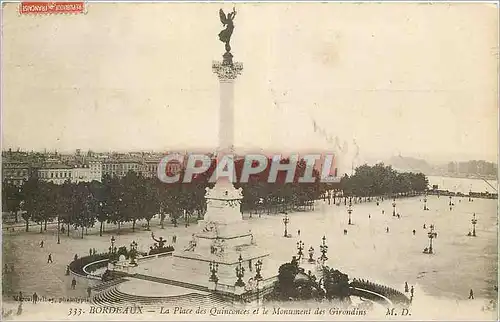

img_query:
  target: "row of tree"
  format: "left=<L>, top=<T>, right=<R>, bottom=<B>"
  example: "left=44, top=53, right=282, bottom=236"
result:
left=2, top=172, right=208, bottom=235
left=340, top=163, right=428, bottom=197
left=2, top=160, right=428, bottom=236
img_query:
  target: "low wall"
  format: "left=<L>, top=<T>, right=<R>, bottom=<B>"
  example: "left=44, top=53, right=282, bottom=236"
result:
left=350, top=287, right=392, bottom=306
left=69, top=254, right=110, bottom=284
left=350, top=279, right=410, bottom=306
left=136, top=252, right=173, bottom=263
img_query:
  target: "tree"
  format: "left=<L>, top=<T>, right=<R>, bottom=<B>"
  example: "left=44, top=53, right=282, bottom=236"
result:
left=121, top=171, right=143, bottom=232
left=89, top=178, right=110, bottom=237
left=107, top=176, right=125, bottom=233
left=22, top=177, right=42, bottom=232
left=137, top=175, right=158, bottom=231
left=277, top=261, right=300, bottom=300
left=322, top=266, right=351, bottom=301
left=59, top=180, right=75, bottom=237
left=71, top=183, right=96, bottom=239
left=2, top=181, right=22, bottom=223
left=39, top=182, right=58, bottom=232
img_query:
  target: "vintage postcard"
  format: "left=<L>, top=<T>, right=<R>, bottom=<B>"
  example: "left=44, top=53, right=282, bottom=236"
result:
left=1, top=1, right=499, bottom=321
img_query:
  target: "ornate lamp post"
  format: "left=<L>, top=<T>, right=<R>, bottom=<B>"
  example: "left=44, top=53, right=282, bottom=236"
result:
left=282, top=212, right=289, bottom=237
left=209, top=261, right=219, bottom=283
left=109, top=235, right=116, bottom=254
left=319, top=235, right=328, bottom=262
left=347, top=200, right=353, bottom=225
left=57, top=215, right=61, bottom=244
left=296, top=240, right=304, bottom=261
left=129, top=240, right=138, bottom=265
left=426, top=226, right=438, bottom=254
left=308, top=246, right=315, bottom=263
left=254, top=259, right=263, bottom=280
left=471, top=213, right=478, bottom=237
left=184, top=209, right=189, bottom=228
left=449, top=195, right=452, bottom=206
left=235, top=254, right=245, bottom=287
left=423, top=194, right=428, bottom=211
left=392, top=198, right=396, bottom=216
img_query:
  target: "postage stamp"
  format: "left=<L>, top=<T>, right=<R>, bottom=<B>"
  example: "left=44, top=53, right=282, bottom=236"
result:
left=18, top=1, right=86, bottom=15
left=1, top=1, right=499, bottom=321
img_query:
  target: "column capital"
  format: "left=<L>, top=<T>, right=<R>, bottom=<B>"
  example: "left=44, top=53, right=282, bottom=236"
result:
left=212, top=60, right=243, bottom=81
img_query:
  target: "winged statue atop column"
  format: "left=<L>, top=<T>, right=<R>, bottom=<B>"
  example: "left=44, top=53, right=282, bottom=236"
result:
left=218, top=7, right=237, bottom=53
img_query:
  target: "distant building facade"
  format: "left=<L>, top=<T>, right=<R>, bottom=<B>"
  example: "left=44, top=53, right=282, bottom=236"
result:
left=102, top=158, right=145, bottom=178
left=38, top=163, right=99, bottom=184
left=38, top=164, right=74, bottom=185
left=88, top=160, right=103, bottom=182
left=1, top=161, right=37, bottom=186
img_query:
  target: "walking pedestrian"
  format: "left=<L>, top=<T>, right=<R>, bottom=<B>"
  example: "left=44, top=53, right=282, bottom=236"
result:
left=412, top=229, right=416, bottom=235
left=32, top=292, right=38, bottom=304
left=87, top=286, right=92, bottom=298
left=423, top=224, right=426, bottom=229
left=410, top=286, right=414, bottom=297
left=71, top=277, right=76, bottom=290
left=386, top=227, right=389, bottom=233
left=89, top=248, right=92, bottom=256
left=93, top=248, right=97, bottom=255
left=297, top=229, right=301, bottom=236
left=368, top=214, right=371, bottom=219
left=18, top=291, right=23, bottom=302
left=172, top=235, right=177, bottom=244
left=47, top=253, right=53, bottom=263
left=39, top=241, right=44, bottom=248
left=65, top=265, right=70, bottom=276
left=74, top=254, right=78, bottom=262
left=404, top=282, right=409, bottom=293
left=468, top=289, right=474, bottom=299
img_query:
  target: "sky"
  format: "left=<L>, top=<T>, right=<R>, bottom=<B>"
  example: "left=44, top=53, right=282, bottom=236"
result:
left=2, top=2, right=499, bottom=164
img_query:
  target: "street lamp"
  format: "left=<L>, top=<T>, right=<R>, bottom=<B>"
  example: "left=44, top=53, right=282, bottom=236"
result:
left=424, top=225, right=438, bottom=254
left=282, top=212, right=289, bottom=238
left=471, top=213, right=478, bottom=237
left=235, top=254, right=245, bottom=287
left=319, top=235, right=328, bottom=262
left=57, top=215, right=61, bottom=244
left=254, top=259, right=263, bottom=280
left=449, top=195, right=452, bottom=206
left=423, top=194, right=428, bottom=211
left=209, top=261, right=219, bottom=283
left=296, top=240, right=304, bottom=261
left=347, top=200, right=353, bottom=225
left=109, top=235, right=116, bottom=253
left=129, top=240, right=138, bottom=265
left=392, top=198, right=396, bottom=217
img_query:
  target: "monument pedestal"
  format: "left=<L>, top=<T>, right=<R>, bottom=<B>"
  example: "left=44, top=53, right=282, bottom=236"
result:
left=173, top=180, right=270, bottom=287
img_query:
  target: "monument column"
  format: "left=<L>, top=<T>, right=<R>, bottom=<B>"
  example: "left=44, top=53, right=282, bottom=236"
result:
left=212, top=53, right=243, bottom=154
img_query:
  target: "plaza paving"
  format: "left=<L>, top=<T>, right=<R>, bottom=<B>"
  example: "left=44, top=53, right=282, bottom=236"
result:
left=2, top=192, right=498, bottom=320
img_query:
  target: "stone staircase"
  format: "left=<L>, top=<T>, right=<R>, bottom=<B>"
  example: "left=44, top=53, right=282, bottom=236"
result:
left=133, top=273, right=210, bottom=293
left=91, top=285, right=228, bottom=308
left=91, top=278, right=128, bottom=293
